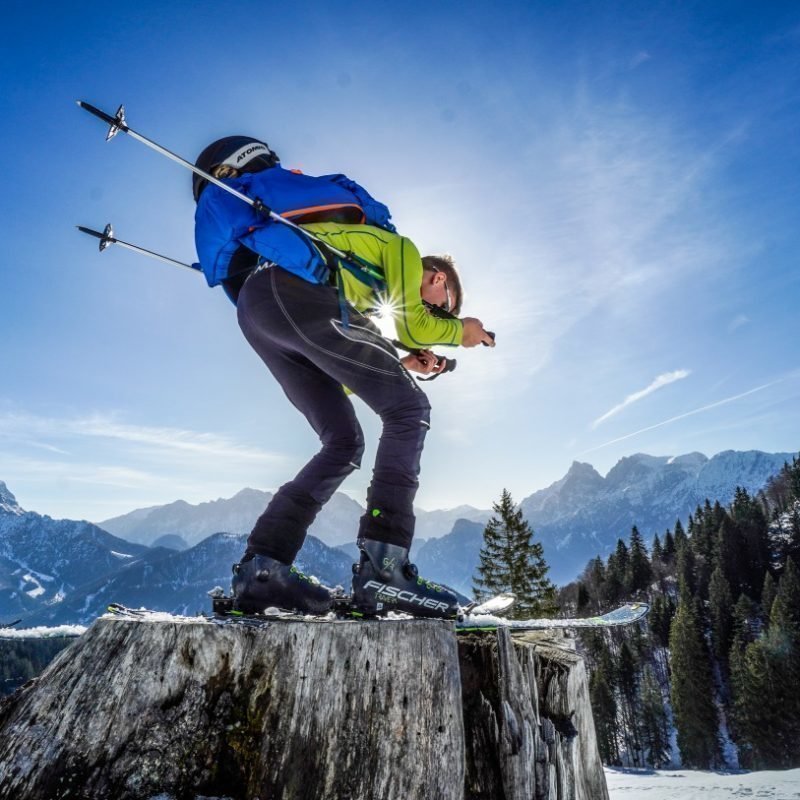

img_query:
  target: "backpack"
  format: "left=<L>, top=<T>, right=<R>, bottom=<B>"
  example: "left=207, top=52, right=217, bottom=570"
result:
left=194, top=165, right=395, bottom=288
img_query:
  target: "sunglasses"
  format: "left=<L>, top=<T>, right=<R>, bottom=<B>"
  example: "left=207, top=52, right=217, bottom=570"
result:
left=430, top=266, right=453, bottom=314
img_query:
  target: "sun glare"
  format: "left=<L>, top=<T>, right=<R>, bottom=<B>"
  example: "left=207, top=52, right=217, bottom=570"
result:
left=375, top=298, right=397, bottom=320
left=373, top=297, right=399, bottom=338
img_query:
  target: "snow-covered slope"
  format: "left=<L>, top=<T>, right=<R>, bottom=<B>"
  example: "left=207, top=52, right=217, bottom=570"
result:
left=17, top=530, right=353, bottom=627
left=0, top=510, right=152, bottom=621
left=605, top=767, right=800, bottom=799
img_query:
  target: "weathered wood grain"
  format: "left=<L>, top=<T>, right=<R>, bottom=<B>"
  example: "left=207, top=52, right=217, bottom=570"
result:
left=0, top=618, right=464, bottom=800
left=459, top=630, right=609, bottom=800
left=0, top=618, right=608, bottom=800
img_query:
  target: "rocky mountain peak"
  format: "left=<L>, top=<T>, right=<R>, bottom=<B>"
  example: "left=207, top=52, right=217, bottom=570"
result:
left=0, top=480, right=23, bottom=515
left=566, top=461, right=603, bottom=480
left=604, top=453, right=670, bottom=489
left=668, top=451, right=708, bottom=469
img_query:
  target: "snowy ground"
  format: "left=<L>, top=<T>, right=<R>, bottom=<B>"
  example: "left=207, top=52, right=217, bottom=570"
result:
left=0, top=624, right=86, bottom=638
left=606, top=767, right=800, bottom=799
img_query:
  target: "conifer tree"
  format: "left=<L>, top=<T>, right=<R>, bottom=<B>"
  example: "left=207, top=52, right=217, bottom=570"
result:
left=473, top=489, right=557, bottom=618
left=616, top=640, right=644, bottom=764
left=709, top=565, right=734, bottom=665
left=649, top=595, right=676, bottom=649
left=760, top=572, right=777, bottom=625
left=590, top=644, right=619, bottom=764
left=676, top=538, right=696, bottom=600
left=576, top=581, right=591, bottom=613
left=786, top=508, right=800, bottom=565
left=674, top=519, right=687, bottom=551
left=651, top=534, right=663, bottom=564
left=731, top=593, right=758, bottom=647
left=606, top=539, right=630, bottom=599
left=694, top=499, right=722, bottom=598
left=604, top=551, right=624, bottom=606
left=627, top=526, right=652, bottom=595
left=581, top=557, right=606, bottom=612
left=639, top=665, right=671, bottom=768
left=731, top=487, right=770, bottom=598
left=789, top=455, right=800, bottom=500
left=669, top=599, right=720, bottom=767
left=727, top=585, right=799, bottom=768
left=714, top=514, right=742, bottom=598
left=771, top=558, right=800, bottom=633
left=731, top=626, right=800, bottom=768
left=662, top=528, right=677, bottom=562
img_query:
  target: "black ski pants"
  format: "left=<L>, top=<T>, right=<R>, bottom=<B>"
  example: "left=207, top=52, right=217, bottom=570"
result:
left=236, top=266, right=431, bottom=564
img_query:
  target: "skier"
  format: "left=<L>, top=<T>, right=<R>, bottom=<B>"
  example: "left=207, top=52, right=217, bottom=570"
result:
left=193, top=136, right=495, bottom=619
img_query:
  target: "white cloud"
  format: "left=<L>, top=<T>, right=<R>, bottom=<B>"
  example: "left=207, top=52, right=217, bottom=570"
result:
left=0, top=411, right=284, bottom=465
left=591, top=369, right=691, bottom=429
left=580, top=378, right=786, bottom=454
left=728, top=314, right=750, bottom=333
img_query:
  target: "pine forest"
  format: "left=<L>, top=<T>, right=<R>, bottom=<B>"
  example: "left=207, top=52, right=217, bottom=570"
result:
left=559, top=455, right=800, bottom=770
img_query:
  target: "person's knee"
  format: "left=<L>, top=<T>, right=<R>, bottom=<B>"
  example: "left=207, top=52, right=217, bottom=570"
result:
left=383, top=392, right=431, bottom=431
left=322, top=425, right=365, bottom=469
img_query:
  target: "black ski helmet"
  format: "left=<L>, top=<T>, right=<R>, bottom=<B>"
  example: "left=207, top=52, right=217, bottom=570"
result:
left=192, top=135, right=280, bottom=202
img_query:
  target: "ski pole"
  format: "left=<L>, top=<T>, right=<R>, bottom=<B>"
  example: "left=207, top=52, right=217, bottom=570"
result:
left=77, top=224, right=457, bottom=378
left=76, top=224, right=201, bottom=273
left=76, top=101, right=385, bottom=283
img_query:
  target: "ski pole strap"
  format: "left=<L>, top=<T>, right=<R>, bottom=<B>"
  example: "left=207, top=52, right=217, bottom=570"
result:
left=390, top=339, right=457, bottom=381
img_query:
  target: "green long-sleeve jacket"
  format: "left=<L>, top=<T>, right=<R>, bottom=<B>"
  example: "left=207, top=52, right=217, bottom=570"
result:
left=301, top=222, right=463, bottom=349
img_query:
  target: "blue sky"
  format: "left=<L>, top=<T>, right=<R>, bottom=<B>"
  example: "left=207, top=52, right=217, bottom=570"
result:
left=0, top=0, right=798, bottom=522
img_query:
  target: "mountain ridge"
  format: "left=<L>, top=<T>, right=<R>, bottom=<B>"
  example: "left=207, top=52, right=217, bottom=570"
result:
left=1, top=448, right=794, bottom=617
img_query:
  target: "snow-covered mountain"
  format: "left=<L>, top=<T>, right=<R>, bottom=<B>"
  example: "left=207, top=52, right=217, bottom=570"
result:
left=519, top=449, right=793, bottom=583
left=1, top=448, right=793, bottom=622
left=17, top=531, right=353, bottom=627
left=99, top=490, right=489, bottom=549
left=0, top=498, right=152, bottom=621
left=366, top=449, right=794, bottom=591
left=0, top=481, right=23, bottom=516
left=0, top=481, right=357, bottom=626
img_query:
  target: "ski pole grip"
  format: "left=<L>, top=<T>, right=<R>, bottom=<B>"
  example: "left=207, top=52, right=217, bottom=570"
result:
left=76, top=225, right=104, bottom=240
left=77, top=101, right=119, bottom=127
left=482, top=331, right=496, bottom=346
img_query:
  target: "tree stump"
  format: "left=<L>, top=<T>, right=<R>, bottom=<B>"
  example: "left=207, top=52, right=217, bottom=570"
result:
left=460, top=630, right=609, bottom=800
left=0, top=617, right=608, bottom=800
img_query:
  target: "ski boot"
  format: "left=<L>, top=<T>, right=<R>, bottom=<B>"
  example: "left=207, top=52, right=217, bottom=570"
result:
left=350, top=539, right=460, bottom=619
left=231, top=555, right=334, bottom=615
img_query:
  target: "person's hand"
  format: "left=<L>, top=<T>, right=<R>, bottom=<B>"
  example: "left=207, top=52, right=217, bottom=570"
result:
left=461, top=317, right=495, bottom=348
left=402, top=350, right=448, bottom=375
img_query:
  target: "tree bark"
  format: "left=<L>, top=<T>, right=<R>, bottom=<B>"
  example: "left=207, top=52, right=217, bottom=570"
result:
left=0, top=618, right=607, bottom=800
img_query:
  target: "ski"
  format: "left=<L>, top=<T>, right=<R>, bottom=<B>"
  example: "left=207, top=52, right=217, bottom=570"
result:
left=0, top=619, right=21, bottom=629
left=456, top=602, right=650, bottom=632
left=105, top=600, right=648, bottom=632
left=463, top=593, right=516, bottom=617
left=105, top=591, right=518, bottom=627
